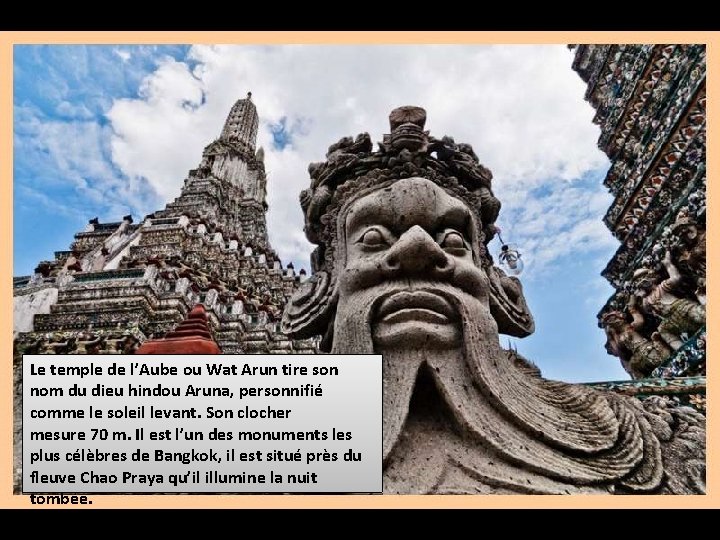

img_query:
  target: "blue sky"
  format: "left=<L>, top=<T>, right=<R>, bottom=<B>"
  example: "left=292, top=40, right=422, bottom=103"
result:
left=13, top=44, right=628, bottom=382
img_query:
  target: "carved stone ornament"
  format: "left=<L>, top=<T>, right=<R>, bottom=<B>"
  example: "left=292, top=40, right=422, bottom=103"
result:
left=282, top=106, right=706, bottom=494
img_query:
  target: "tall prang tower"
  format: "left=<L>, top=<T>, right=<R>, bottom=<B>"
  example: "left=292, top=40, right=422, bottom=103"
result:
left=13, top=93, right=318, bottom=356
left=571, top=45, right=706, bottom=384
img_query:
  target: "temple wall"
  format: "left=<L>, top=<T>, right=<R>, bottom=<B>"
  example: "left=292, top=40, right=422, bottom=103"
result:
left=13, top=286, right=58, bottom=335
left=211, top=153, right=249, bottom=188
left=104, top=230, right=142, bottom=270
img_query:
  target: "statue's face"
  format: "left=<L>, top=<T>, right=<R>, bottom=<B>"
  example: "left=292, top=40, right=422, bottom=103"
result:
left=632, top=273, right=656, bottom=296
left=336, top=177, right=490, bottom=351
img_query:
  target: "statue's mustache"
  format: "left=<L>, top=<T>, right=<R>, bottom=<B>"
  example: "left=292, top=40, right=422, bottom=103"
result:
left=355, top=280, right=478, bottom=322
left=331, top=280, right=479, bottom=355
left=375, top=290, right=456, bottom=321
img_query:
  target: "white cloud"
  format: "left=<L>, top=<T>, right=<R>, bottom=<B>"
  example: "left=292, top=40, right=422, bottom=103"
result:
left=56, top=100, right=94, bottom=119
left=15, top=185, right=78, bottom=218
left=15, top=104, right=160, bottom=219
left=104, top=44, right=612, bottom=273
left=494, top=179, right=619, bottom=278
left=16, top=110, right=111, bottom=185
left=114, top=48, right=132, bottom=62
left=108, top=57, right=207, bottom=203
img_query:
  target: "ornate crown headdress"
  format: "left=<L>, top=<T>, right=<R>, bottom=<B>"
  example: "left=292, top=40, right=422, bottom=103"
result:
left=300, top=106, right=500, bottom=264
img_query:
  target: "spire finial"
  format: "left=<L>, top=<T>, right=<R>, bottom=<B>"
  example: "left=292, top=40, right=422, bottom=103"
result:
left=219, top=93, right=259, bottom=149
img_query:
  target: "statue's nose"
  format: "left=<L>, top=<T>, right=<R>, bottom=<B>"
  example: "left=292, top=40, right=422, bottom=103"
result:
left=382, top=225, right=455, bottom=278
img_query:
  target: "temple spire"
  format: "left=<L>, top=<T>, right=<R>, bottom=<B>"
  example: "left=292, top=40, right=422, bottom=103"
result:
left=220, top=92, right=259, bottom=150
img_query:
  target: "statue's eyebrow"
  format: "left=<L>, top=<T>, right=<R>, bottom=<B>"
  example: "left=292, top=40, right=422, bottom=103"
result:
left=345, top=195, right=394, bottom=231
left=437, top=204, right=472, bottom=233
left=346, top=192, right=474, bottom=235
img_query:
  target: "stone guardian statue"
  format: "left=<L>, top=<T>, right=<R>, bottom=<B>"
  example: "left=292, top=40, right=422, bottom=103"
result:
left=282, top=106, right=705, bottom=494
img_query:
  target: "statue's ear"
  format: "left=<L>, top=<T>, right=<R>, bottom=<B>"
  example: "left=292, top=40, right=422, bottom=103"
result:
left=486, top=266, right=535, bottom=337
left=281, top=271, right=337, bottom=339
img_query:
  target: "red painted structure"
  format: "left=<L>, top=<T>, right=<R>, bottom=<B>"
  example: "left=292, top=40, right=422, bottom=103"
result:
left=135, top=304, right=221, bottom=354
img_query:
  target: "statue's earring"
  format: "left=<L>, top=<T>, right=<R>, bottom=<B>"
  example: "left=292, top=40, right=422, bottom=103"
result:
left=487, top=265, right=535, bottom=337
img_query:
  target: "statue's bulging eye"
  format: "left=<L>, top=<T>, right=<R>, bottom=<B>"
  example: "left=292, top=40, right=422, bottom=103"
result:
left=359, top=227, right=389, bottom=248
left=439, top=230, right=468, bottom=251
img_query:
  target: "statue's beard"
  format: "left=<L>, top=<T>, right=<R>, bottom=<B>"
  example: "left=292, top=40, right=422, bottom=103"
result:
left=331, top=280, right=659, bottom=488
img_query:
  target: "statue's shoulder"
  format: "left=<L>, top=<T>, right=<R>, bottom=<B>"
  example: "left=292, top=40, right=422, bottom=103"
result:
left=616, top=394, right=706, bottom=494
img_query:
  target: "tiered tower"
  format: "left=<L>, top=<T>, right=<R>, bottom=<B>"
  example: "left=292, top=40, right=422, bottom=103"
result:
left=571, top=45, right=706, bottom=381
left=13, top=93, right=317, bottom=357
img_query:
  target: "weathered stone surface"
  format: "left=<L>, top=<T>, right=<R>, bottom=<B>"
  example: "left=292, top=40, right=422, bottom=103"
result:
left=389, top=105, right=427, bottom=130
left=13, top=286, right=58, bottom=335
left=283, top=106, right=706, bottom=494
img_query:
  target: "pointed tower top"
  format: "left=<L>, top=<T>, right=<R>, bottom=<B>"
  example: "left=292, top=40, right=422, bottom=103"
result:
left=220, top=92, right=259, bottom=150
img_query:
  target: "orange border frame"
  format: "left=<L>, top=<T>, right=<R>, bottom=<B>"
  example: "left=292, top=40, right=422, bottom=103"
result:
left=1, top=31, right=716, bottom=509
